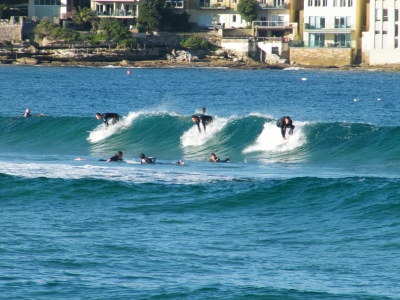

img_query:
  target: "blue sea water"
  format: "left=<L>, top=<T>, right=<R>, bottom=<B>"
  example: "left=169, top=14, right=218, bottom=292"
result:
left=1, top=65, right=400, bottom=299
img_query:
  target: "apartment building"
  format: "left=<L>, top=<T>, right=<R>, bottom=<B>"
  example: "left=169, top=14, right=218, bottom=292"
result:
left=302, top=0, right=365, bottom=62
left=185, top=0, right=246, bottom=29
left=28, top=0, right=89, bottom=19
left=362, top=0, right=400, bottom=64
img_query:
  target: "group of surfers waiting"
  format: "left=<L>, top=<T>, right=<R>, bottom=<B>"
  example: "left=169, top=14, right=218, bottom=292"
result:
left=23, top=107, right=295, bottom=164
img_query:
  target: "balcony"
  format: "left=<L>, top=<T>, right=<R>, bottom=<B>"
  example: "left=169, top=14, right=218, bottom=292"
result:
left=198, top=0, right=227, bottom=9
left=304, top=23, right=353, bottom=33
left=253, top=21, right=293, bottom=28
left=257, top=3, right=289, bottom=9
left=166, top=0, right=184, bottom=8
left=95, top=10, right=136, bottom=17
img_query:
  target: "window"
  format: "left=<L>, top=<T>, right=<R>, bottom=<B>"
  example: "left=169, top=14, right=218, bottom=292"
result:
left=340, top=0, right=346, bottom=6
left=260, top=16, right=266, bottom=21
left=375, top=30, right=380, bottom=34
left=383, top=9, right=388, bottom=22
left=348, top=0, right=352, bottom=6
left=396, top=24, right=399, bottom=37
left=308, top=0, right=313, bottom=5
left=396, top=9, right=399, bottom=22
left=323, top=0, right=327, bottom=6
left=334, top=33, right=351, bottom=47
left=309, top=33, right=325, bottom=47
left=395, top=39, right=398, bottom=48
left=335, top=17, right=351, bottom=28
left=383, top=31, right=388, bottom=34
left=233, top=15, right=236, bottom=22
left=314, top=0, right=321, bottom=6
left=309, top=16, right=325, bottom=29
left=376, top=9, right=381, bottom=21
left=333, top=0, right=337, bottom=6
left=34, top=0, right=61, bottom=5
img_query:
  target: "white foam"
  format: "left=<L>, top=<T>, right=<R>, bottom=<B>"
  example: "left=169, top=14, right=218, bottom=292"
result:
left=180, top=117, right=228, bottom=147
left=0, top=162, right=234, bottom=184
left=243, top=121, right=307, bottom=153
left=87, top=112, right=140, bottom=143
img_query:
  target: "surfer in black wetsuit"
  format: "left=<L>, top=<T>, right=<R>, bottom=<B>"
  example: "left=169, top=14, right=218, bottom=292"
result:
left=276, top=116, right=295, bottom=140
left=140, top=153, right=156, bottom=164
left=192, top=115, right=213, bottom=133
left=209, top=153, right=229, bottom=163
left=99, top=151, right=123, bottom=162
left=96, top=112, right=119, bottom=127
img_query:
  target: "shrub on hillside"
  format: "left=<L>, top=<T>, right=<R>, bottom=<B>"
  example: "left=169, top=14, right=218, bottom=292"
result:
left=180, top=36, right=208, bottom=50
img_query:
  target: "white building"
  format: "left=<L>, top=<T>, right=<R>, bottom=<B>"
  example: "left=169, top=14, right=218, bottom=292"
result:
left=362, top=0, right=400, bottom=64
left=303, top=0, right=365, bottom=61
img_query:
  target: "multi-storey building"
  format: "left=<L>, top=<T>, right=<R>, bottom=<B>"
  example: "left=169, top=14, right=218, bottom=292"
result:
left=185, top=0, right=246, bottom=29
left=302, top=0, right=365, bottom=62
left=28, top=0, right=90, bottom=20
left=362, top=0, right=400, bottom=64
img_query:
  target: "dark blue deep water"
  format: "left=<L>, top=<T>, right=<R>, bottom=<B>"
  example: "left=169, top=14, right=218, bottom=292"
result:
left=1, top=65, right=400, bottom=299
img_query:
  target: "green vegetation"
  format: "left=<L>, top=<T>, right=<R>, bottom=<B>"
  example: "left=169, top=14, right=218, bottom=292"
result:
left=33, top=18, right=56, bottom=39
left=72, top=6, right=99, bottom=31
left=236, top=0, right=257, bottom=23
left=89, top=18, right=137, bottom=46
left=33, top=18, right=80, bottom=41
left=51, top=27, right=80, bottom=42
left=180, top=36, right=208, bottom=50
left=171, top=12, right=192, bottom=31
left=137, top=0, right=175, bottom=31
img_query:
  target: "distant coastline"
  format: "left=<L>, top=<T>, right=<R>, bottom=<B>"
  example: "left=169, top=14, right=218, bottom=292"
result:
left=3, top=57, right=400, bottom=72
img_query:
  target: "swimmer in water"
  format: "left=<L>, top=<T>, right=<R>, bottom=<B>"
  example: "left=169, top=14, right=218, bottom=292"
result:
left=209, top=153, right=229, bottom=163
left=140, top=153, right=156, bottom=164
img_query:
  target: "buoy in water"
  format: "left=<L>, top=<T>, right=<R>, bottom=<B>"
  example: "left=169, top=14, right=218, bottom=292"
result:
left=127, top=70, right=131, bottom=75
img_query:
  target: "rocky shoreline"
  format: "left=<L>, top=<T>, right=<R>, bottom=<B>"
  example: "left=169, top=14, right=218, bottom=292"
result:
left=2, top=54, right=400, bottom=71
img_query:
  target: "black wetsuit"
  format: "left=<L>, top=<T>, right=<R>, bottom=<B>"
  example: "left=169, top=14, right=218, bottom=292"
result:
left=276, top=116, right=295, bottom=138
left=108, top=154, right=123, bottom=162
left=210, top=157, right=230, bottom=163
left=195, top=115, right=213, bottom=132
left=101, top=113, right=119, bottom=127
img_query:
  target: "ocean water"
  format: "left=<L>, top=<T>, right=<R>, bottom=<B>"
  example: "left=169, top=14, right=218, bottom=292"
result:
left=1, top=65, right=400, bottom=299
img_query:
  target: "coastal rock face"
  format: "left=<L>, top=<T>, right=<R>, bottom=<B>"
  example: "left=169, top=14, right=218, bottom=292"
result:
left=16, top=57, right=38, bottom=65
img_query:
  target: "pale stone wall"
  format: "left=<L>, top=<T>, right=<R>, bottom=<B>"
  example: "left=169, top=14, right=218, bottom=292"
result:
left=0, top=18, right=23, bottom=42
left=368, top=49, right=400, bottom=65
left=290, top=48, right=354, bottom=66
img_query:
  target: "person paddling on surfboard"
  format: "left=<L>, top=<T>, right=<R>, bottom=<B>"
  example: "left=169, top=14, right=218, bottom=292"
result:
left=276, top=116, right=295, bottom=140
left=99, top=151, right=123, bottom=162
left=96, top=112, right=119, bottom=128
left=209, top=153, right=229, bottom=163
left=140, top=153, right=156, bottom=164
left=192, top=115, right=213, bottom=133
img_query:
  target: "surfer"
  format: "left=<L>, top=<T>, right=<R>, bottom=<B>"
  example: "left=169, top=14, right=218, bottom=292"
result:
left=192, top=115, right=213, bottom=133
left=140, top=153, right=156, bottom=164
left=99, top=151, right=123, bottom=162
left=96, top=113, right=119, bottom=128
left=24, top=108, right=31, bottom=117
left=276, top=116, right=295, bottom=140
left=23, top=108, right=43, bottom=117
left=209, top=153, right=230, bottom=163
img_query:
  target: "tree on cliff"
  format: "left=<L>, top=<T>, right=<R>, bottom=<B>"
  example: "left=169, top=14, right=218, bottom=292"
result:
left=72, top=6, right=99, bottom=31
left=237, top=0, right=257, bottom=24
left=33, top=18, right=80, bottom=42
left=97, top=18, right=131, bottom=42
left=33, top=18, right=56, bottom=39
left=136, top=0, right=174, bottom=31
